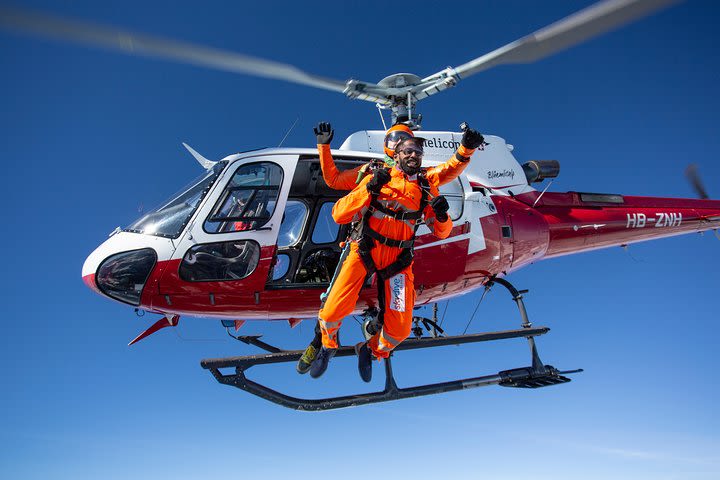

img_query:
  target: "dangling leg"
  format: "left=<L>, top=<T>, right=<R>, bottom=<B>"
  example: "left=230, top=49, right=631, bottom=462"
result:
left=308, top=246, right=368, bottom=378
left=297, top=243, right=352, bottom=374
left=358, top=265, right=415, bottom=382
left=296, top=321, right=323, bottom=374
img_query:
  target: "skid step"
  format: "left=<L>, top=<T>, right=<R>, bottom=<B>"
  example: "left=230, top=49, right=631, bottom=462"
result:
left=499, top=366, right=583, bottom=388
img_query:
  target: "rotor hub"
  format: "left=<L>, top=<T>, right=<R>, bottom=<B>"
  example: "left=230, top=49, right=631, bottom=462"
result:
left=377, top=73, right=423, bottom=89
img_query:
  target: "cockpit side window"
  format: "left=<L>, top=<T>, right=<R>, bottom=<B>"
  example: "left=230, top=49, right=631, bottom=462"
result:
left=179, top=240, right=260, bottom=282
left=204, top=162, right=283, bottom=233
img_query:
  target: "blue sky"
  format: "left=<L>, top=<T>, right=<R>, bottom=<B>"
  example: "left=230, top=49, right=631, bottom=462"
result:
left=1, top=1, right=719, bottom=479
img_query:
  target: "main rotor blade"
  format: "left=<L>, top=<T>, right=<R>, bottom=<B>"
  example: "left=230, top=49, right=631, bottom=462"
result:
left=0, top=7, right=349, bottom=94
left=444, top=0, right=683, bottom=81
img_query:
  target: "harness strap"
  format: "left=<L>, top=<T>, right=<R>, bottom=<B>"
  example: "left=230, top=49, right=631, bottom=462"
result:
left=356, top=236, right=376, bottom=275
left=358, top=170, right=438, bottom=288
left=359, top=168, right=430, bottom=247
left=363, top=227, right=414, bottom=249
left=416, top=171, right=430, bottom=218
left=378, top=247, right=413, bottom=280
left=370, top=199, right=423, bottom=221
left=376, top=275, right=386, bottom=328
left=356, top=168, right=432, bottom=284
left=370, top=209, right=415, bottom=231
left=357, top=236, right=414, bottom=281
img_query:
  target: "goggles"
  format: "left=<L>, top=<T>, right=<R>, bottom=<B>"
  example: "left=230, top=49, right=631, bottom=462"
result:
left=385, top=130, right=413, bottom=149
left=398, top=147, right=424, bottom=157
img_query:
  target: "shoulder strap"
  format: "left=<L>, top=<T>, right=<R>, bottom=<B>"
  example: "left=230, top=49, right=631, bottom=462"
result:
left=417, top=169, right=430, bottom=213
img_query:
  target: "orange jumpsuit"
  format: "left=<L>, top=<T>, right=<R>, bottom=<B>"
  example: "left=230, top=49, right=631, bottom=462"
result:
left=318, top=144, right=473, bottom=190
left=317, top=166, right=452, bottom=358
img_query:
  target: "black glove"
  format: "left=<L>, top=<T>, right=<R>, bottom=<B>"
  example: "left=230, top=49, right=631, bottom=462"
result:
left=430, top=195, right=449, bottom=222
left=461, top=128, right=485, bottom=150
left=313, top=122, right=334, bottom=145
left=366, top=168, right=391, bottom=194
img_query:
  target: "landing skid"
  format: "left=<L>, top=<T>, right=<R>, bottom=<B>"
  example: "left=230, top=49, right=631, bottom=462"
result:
left=200, top=278, right=582, bottom=411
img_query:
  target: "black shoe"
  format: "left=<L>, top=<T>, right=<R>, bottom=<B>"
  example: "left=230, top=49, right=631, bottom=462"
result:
left=355, top=341, right=373, bottom=383
left=309, top=346, right=337, bottom=379
left=296, top=344, right=318, bottom=374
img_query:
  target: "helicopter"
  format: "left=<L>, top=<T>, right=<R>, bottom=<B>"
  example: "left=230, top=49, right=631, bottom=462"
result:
left=3, top=0, right=718, bottom=410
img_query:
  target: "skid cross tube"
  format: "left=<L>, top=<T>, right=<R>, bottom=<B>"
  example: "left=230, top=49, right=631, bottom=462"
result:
left=201, top=327, right=559, bottom=411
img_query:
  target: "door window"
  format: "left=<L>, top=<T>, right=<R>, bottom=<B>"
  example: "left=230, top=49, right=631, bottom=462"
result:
left=270, top=254, right=291, bottom=281
left=311, top=201, right=339, bottom=244
left=278, top=200, right=308, bottom=247
left=204, top=162, right=283, bottom=233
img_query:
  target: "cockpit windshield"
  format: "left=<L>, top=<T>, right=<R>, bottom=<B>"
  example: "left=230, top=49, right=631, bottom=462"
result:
left=125, top=161, right=227, bottom=238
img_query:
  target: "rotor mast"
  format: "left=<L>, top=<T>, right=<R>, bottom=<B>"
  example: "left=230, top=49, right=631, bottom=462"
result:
left=341, top=70, right=460, bottom=129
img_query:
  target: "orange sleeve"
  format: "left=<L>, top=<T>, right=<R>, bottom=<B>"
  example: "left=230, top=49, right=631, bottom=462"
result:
left=426, top=153, right=470, bottom=186
left=318, top=144, right=365, bottom=190
left=424, top=206, right=453, bottom=239
left=331, top=176, right=372, bottom=224
left=423, top=181, right=453, bottom=239
left=427, top=145, right=475, bottom=186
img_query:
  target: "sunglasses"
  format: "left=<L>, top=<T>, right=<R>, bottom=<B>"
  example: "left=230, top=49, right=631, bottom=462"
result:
left=398, top=147, right=424, bottom=157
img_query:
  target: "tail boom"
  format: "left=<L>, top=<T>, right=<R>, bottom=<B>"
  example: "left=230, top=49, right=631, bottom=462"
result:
left=532, top=192, right=720, bottom=258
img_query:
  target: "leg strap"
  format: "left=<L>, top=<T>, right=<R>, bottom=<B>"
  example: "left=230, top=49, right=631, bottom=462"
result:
left=357, top=237, right=414, bottom=281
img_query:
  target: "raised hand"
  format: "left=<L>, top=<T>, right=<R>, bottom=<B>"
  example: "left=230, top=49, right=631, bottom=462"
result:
left=313, top=122, right=334, bottom=145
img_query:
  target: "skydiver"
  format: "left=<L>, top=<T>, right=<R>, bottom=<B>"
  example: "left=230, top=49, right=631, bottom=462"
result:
left=302, top=131, right=486, bottom=382
left=296, top=122, right=485, bottom=374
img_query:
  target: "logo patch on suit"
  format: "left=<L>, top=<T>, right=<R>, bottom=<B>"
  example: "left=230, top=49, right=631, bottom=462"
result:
left=389, top=273, right=406, bottom=312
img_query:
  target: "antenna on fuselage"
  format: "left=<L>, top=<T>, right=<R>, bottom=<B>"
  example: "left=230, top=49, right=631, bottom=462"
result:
left=278, top=116, right=300, bottom=147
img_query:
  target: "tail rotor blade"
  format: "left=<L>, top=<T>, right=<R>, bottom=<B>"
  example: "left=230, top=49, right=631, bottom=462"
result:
left=685, top=164, right=710, bottom=200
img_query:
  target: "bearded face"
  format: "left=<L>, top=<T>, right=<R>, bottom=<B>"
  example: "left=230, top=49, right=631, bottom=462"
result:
left=394, top=142, right=424, bottom=176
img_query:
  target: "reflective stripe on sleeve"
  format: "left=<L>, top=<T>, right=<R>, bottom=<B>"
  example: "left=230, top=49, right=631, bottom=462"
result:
left=320, top=319, right=342, bottom=330
left=376, top=328, right=402, bottom=352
